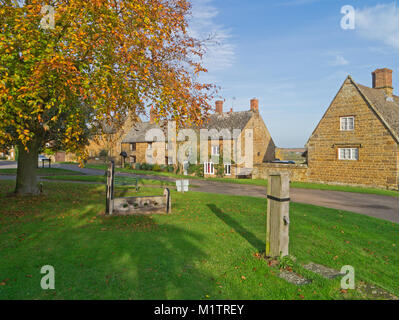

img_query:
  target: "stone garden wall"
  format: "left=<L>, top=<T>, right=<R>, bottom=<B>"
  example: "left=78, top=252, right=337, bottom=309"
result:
left=252, top=163, right=309, bottom=182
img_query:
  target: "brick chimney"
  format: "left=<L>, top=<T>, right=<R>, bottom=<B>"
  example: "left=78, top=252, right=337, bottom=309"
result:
left=372, top=68, right=393, bottom=97
left=215, top=100, right=223, bottom=114
left=250, top=98, right=259, bottom=112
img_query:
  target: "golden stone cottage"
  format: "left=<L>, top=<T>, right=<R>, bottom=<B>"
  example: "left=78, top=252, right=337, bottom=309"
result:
left=306, top=68, right=399, bottom=190
left=120, top=99, right=276, bottom=178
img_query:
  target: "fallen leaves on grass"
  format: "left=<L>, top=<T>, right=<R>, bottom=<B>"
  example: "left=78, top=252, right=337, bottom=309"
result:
left=268, top=260, right=279, bottom=268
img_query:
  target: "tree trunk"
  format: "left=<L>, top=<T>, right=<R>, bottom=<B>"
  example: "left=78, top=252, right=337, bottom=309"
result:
left=15, top=139, right=41, bottom=195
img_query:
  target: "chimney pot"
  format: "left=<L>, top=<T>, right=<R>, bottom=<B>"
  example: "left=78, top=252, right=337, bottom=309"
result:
left=372, top=68, right=393, bottom=96
left=215, top=100, right=223, bottom=114
left=250, top=98, right=259, bottom=112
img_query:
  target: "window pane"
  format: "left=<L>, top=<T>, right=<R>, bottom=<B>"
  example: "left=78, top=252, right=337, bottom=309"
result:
left=352, top=148, right=359, bottom=160
left=339, top=149, right=344, bottom=159
left=349, top=118, right=354, bottom=130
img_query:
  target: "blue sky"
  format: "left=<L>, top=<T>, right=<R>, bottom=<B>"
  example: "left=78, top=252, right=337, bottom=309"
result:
left=190, top=0, right=399, bottom=147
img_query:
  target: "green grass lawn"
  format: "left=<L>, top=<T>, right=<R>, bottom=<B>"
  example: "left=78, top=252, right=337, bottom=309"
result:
left=290, top=181, right=399, bottom=197
left=85, top=164, right=399, bottom=198
left=0, top=180, right=398, bottom=300
left=0, top=168, right=84, bottom=176
left=44, top=175, right=175, bottom=187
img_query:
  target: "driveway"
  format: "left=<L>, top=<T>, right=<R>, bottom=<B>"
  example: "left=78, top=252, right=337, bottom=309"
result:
left=2, top=162, right=399, bottom=224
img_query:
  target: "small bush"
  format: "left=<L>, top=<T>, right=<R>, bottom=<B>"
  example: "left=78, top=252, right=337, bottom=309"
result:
left=140, top=163, right=155, bottom=171
left=153, top=164, right=161, bottom=172
left=188, top=164, right=204, bottom=178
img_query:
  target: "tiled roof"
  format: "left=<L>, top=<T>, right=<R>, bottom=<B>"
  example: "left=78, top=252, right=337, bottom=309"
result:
left=355, top=82, right=399, bottom=141
left=122, top=111, right=255, bottom=143
left=200, top=111, right=254, bottom=132
left=122, top=122, right=166, bottom=143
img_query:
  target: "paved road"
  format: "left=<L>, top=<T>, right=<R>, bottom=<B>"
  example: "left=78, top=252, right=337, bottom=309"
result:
left=2, top=161, right=399, bottom=223
left=179, top=179, right=399, bottom=223
left=0, top=161, right=17, bottom=169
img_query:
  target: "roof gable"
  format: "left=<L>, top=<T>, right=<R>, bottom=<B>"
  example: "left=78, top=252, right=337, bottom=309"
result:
left=354, top=83, right=399, bottom=142
left=307, top=76, right=399, bottom=145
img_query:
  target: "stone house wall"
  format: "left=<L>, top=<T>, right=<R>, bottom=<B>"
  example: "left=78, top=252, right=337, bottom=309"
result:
left=243, top=112, right=275, bottom=164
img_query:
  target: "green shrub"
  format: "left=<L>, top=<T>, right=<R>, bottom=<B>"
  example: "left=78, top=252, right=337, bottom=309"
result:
left=215, top=163, right=225, bottom=178
left=140, top=163, right=155, bottom=171
left=188, top=164, right=204, bottom=178
left=153, top=164, right=161, bottom=172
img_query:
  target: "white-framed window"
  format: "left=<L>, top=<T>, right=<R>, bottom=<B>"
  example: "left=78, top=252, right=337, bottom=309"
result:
left=130, top=143, right=136, bottom=151
left=147, top=142, right=152, bottom=150
left=338, top=148, right=359, bottom=161
left=224, top=164, right=231, bottom=176
left=211, top=146, right=220, bottom=156
left=340, top=116, right=355, bottom=131
left=204, top=162, right=214, bottom=175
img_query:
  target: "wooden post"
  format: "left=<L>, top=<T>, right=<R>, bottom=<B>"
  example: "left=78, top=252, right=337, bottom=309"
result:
left=106, top=161, right=115, bottom=215
left=164, top=188, right=172, bottom=214
left=266, top=172, right=290, bottom=258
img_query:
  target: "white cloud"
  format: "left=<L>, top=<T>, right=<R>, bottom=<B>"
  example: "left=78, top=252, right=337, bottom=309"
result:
left=329, top=54, right=349, bottom=66
left=188, top=0, right=235, bottom=71
left=356, top=3, right=399, bottom=50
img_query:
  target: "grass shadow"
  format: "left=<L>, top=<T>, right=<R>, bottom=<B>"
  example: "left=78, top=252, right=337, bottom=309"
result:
left=207, top=203, right=264, bottom=251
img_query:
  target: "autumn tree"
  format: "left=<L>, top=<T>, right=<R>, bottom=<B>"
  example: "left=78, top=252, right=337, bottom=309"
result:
left=0, top=0, right=216, bottom=195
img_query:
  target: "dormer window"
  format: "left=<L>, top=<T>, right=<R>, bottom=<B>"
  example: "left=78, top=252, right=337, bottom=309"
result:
left=340, top=116, right=355, bottom=131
